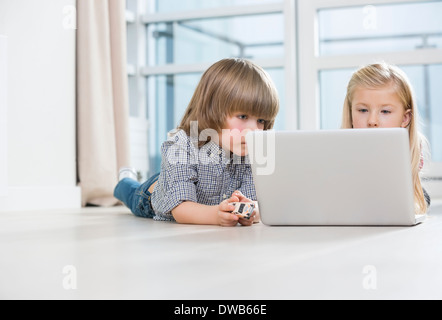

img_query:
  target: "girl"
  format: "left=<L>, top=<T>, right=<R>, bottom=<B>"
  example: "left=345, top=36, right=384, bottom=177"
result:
left=341, top=62, right=430, bottom=214
left=114, top=58, right=280, bottom=226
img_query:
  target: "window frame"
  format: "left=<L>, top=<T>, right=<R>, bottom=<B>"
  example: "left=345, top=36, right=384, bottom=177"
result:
left=126, top=0, right=442, bottom=198
left=127, top=0, right=298, bottom=176
left=298, top=0, right=442, bottom=187
left=126, top=0, right=150, bottom=179
left=140, top=0, right=298, bottom=131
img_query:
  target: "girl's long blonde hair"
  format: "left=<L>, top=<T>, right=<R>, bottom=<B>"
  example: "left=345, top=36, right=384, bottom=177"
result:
left=178, top=58, right=280, bottom=142
left=342, top=63, right=428, bottom=214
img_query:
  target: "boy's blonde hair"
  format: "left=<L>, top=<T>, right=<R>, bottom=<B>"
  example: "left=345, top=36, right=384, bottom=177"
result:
left=178, top=58, right=280, bottom=139
left=342, top=62, right=428, bottom=214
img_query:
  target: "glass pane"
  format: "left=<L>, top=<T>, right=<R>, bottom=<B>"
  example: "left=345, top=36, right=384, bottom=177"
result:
left=319, top=64, right=442, bottom=162
left=318, top=2, right=442, bottom=56
left=147, top=68, right=285, bottom=174
left=128, top=76, right=141, bottom=117
left=267, top=68, right=285, bottom=132
left=154, top=0, right=282, bottom=13
left=319, top=68, right=354, bottom=130
left=148, top=13, right=284, bottom=66
left=126, top=23, right=138, bottom=66
left=126, top=0, right=137, bottom=12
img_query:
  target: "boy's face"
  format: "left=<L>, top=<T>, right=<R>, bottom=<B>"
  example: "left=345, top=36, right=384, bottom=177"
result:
left=220, top=113, right=266, bottom=156
left=351, top=84, right=411, bottom=129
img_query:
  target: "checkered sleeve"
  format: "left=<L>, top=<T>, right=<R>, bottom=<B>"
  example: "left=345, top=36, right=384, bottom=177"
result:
left=238, top=164, right=258, bottom=202
left=151, top=132, right=199, bottom=220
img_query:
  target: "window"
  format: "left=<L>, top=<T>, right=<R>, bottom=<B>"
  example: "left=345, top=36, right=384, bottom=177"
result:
left=127, top=0, right=442, bottom=197
left=127, top=0, right=295, bottom=177
left=148, top=14, right=284, bottom=65
left=318, top=2, right=442, bottom=56
left=317, top=2, right=442, bottom=157
left=299, top=0, right=442, bottom=198
left=153, top=0, right=282, bottom=13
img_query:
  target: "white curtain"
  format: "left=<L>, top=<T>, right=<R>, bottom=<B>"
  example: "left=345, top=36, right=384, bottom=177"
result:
left=77, top=0, right=131, bottom=206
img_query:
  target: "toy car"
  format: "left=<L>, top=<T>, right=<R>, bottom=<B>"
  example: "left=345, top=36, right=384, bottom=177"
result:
left=231, top=202, right=255, bottom=220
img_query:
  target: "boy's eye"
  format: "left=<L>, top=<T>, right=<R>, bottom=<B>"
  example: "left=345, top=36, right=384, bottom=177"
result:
left=236, top=115, right=267, bottom=125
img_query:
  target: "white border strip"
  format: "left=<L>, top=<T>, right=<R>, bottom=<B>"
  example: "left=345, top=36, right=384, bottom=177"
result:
left=142, top=3, right=285, bottom=24
left=316, top=49, right=442, bottom=70
left=0, top=35, right=8, bottom=197
left=310, top=0, right=437, bottom=10
left=140, top=58, right=285, bottom=76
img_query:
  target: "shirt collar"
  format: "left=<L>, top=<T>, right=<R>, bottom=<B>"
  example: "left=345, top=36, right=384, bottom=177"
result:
left=168, top=129, right=250, bottom=166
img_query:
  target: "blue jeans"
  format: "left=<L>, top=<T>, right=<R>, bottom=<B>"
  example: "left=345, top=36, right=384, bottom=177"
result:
left=113, top=173, right=160, bottom=218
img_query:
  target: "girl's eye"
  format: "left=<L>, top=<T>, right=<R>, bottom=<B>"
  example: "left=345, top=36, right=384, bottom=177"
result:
left=257, top=119, right=266, bottom=125
left=358, top=108, right=368, bottom=113
left=238, top=115, right=247, bottom=120
left=381, top=110, right=392, bottom=114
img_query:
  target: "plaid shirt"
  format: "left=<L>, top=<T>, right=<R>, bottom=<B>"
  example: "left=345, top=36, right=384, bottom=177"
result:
left=151, top=130, right=257, bottom=221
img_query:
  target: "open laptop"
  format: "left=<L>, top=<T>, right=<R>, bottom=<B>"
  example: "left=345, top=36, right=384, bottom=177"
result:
left=245, top=128, right=427, bottom=226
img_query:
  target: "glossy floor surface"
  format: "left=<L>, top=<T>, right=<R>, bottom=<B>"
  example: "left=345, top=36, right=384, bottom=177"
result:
left=1, top=202, right=442, bottom=300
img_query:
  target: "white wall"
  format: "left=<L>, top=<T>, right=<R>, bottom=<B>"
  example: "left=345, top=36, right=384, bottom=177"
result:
left=0, top=0, right=80, bottom=212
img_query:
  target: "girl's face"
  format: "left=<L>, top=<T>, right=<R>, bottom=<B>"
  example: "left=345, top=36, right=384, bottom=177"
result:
left=351, top=84, right=411, bottom=129
left=220, top=113, right=266, bottom=156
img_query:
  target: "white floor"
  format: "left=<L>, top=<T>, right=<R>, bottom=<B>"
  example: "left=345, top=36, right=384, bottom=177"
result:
left=1, top=201, right=442, bottom=300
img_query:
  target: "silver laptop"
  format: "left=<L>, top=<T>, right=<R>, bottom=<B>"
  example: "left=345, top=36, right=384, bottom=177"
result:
left=246, top=128, right=427, bottom=226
